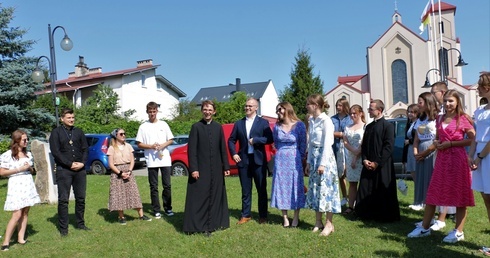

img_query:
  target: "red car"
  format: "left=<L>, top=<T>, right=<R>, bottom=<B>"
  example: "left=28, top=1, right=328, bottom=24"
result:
left=170, top=122, right=275, bottom=176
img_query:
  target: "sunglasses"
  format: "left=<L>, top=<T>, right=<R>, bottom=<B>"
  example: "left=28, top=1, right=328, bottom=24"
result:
left=22, top=138, right=29, bottom=143
left=118, top=133, right=126, bottom=136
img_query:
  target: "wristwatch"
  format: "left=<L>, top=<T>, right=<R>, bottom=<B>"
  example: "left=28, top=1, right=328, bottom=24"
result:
left=477, top=153, right=485, bottom=159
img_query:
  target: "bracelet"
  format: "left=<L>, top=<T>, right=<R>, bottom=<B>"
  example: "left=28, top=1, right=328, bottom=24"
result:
left=478, top=153, right=485, bottom=159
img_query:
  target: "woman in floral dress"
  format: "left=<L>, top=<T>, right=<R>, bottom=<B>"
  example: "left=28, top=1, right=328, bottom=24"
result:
left=270, top=102, right=307, bottom=228
left=341, top=104, right=366, bottom=214
left=0, top=130, right=40, bottom=251
left=107, top=128, right=152, bottom=225
left=305, top=94, right=341, bottom=237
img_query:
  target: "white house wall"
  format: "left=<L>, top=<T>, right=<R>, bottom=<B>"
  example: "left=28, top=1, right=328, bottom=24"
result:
left=259, top=81, right=279, bottom=117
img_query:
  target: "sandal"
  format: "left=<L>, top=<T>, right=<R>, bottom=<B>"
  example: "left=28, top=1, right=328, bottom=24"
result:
left=342, top=207, right=354, bottom=215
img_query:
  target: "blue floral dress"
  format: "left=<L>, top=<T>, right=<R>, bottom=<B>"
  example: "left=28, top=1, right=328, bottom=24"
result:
left=305, top=113, right=341, bottom=213
left=270, top=121, right=307, bottom=210
left=344, top=126, right=364, bottom=182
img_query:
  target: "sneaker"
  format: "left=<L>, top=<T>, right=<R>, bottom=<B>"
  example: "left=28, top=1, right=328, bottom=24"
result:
left=414, top=219, right=435, bottom=227
left=119, top=217, right=127, bottom=225
left=430, top=220, right=446, bottom=231
left=443, top=229, right=464, bottom=243
left=409, top=204, right=424, bottom=211
left=340, top=198, right=348, bottom=206
left=164, top=210, right=174, bottom=216
left=154, top=212, right=162, bottom=219
left=407, top=227, right=431, bottom=238
left=140, top=215, right=152, bottom=221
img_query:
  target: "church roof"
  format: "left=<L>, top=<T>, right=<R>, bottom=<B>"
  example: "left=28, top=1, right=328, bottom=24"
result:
left=337, top=75, right=366, bottom=84
left=429, top=2, right=457, bottom=14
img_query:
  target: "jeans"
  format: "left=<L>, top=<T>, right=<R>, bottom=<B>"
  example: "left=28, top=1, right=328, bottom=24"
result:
left=148, top=166, right=172, bottom=214
left=56, top=167, right=87, bottom=231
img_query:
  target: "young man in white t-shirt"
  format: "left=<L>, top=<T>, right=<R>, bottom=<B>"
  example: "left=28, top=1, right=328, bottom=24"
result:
left=136, top=102, right=175, bottom=218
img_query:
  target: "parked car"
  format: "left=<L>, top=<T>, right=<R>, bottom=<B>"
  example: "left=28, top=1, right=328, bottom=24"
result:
left=387, top=117, right=408, bottom=178
left=125, top=138, right=147, bottom=168
left=170, top=123, right=275, bottom=176
left=85, top=134, right=110, bottom=175
left=167, top=135, right=189, bottom=154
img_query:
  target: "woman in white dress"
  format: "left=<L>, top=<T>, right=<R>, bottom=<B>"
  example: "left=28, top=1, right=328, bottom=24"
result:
left=0, top=130, right=40, bottom=251
left=469, top=73, right=490, bottom=255
left=341, top=104, right=365, bottom=214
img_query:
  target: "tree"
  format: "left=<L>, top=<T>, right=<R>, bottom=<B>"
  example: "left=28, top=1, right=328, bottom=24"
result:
left=280, top=48, right=324, bottom=120
left=76, top=84, right=121, bottom=125
left=0, top=5, right=53, bottom=135
left=167, top=91, right=248, bottom=135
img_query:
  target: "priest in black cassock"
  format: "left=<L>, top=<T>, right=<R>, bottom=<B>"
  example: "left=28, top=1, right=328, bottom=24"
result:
left=355, top=99, right=400, bottom=222
left=183, top=100, right=231, bottom=236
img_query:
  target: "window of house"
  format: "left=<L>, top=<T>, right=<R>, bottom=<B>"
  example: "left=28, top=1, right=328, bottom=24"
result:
left=391, top=59, right=408, bottom=104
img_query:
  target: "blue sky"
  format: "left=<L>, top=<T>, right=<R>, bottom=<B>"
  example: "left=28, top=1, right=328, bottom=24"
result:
left=4, top=0, right=489, bottom=100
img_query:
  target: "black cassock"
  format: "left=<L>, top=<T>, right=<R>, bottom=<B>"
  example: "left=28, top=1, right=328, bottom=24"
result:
left=355, top=117, right=400, bottom=222
left=183, top=119, right=230, bottom=233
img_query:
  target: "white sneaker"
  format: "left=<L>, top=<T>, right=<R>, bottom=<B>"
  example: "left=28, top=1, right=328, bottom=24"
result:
left=443, top=229, right=464, bottom=243
left=341, top=198, right=348, bottom=206
left=409, top=204, right=424, bottom=211
left=154, top=212, right=162, bottom=219
left=430, top=220, right=446, bottom=231
left=414, top=219, right=435, bottom=227
left=407, top=227, right=431, bottom=238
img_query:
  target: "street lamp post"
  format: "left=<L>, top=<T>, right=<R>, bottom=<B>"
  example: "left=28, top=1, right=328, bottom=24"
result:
left=31, top=24, right=73, bottom=127
left=421, top=68, right=441, bottom=88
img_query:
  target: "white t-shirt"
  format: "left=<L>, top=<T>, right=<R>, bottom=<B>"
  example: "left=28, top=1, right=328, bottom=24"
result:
left=136, top=120, right=174, bottom=167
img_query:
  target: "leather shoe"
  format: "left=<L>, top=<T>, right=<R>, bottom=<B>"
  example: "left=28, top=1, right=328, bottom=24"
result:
left=236, top=217, right=251, bottom=225
left=77, top=225, right=91, bottom=231
left=259, top=218, right=268, bottom=224
left=60, top=231, right=68, bottom=237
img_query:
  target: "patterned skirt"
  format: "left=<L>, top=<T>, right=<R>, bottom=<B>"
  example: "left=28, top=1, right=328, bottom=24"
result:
left=108, top=164, right=143, bottom=211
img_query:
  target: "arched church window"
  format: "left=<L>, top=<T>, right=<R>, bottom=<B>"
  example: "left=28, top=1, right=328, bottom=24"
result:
left=391, top=59, right=408, bottom=104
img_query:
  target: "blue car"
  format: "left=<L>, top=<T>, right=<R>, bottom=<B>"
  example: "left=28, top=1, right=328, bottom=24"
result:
left=85, top=134, right=110, bottom=175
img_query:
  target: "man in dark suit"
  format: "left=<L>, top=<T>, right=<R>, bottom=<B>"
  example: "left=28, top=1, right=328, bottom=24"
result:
left=228, top=98, right=273, bottom=225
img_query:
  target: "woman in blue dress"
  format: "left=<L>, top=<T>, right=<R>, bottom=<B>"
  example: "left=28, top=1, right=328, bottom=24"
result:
left=305, top=94, right=341, bottom=237
left=270, top=101, right=307, bottom=228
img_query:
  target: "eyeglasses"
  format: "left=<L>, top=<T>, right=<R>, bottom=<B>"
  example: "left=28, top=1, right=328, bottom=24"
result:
left=119, top=133, right=126, bottom=136
left=22, top=138, right=29, bottom=143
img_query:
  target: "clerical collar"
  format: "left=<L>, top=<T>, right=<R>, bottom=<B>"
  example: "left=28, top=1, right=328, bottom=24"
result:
left=62, top=125, right=73, bottom=130
left=374, top=116, right=383, bottom=122
left=204, top=119, right=212, bottom=124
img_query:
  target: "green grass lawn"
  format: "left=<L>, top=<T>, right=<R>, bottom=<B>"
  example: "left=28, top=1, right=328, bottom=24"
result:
left=0, top=175, right=488, bottom=257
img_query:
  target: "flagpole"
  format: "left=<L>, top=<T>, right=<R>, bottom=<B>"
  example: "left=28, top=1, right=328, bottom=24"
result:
left=430, top=0, right=438, bottom=80
left=438, top=0, right=444, bottom=81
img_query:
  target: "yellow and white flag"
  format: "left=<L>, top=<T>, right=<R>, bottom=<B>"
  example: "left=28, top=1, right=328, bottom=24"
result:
left=419, top=0, right=432, bottom=34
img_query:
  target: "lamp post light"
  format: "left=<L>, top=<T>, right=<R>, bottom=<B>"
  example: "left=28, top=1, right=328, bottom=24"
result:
left=447, top=48, right=468, bottom=67
left=31, top=24, right=73, bottom=127
left=421, top=68, right=441, bottom=88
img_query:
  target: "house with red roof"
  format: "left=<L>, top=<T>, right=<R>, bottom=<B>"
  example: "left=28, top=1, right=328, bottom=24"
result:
left=325, top=1, right=481, bottom=118
left=37, top=57, right=186, bottom=121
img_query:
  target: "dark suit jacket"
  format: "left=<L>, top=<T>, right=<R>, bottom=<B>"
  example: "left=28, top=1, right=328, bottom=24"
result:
left=228, top=116, right=273, bottom=168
